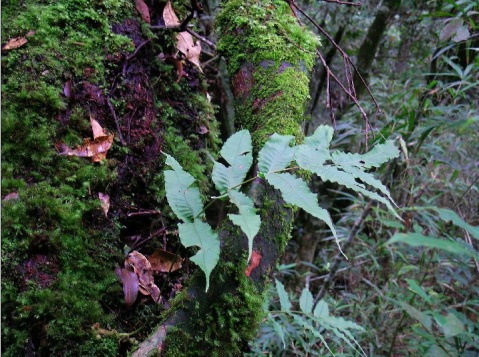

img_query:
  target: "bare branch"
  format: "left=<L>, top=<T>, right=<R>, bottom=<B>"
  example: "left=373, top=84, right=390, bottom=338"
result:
left=321, top=0, right=362, bottom=5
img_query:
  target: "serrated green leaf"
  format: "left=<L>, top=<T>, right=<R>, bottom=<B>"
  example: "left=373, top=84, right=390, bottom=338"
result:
left=212, top=130, right=253, bottom=193
left=228, top=190, right=261, bottom=261
left=299, top=288, right=314, bottom=314
left=258, top=133, right=296, bottom=173
left=294, top=145, right=331, bottom=169
left=313, top=299, right=329, bottom=318
left=265, top=173, right=341, bottom=253
left=331, top=140, right=399, bottom=169
left=304, top=125, right=334, bottom=150
left=178, top=220, right=220, bottom=291
left=271, top=318, right=287, bottom=349
left=164, top=153, right=204, bottom=222
left=275, top=279, right=291, bottom=312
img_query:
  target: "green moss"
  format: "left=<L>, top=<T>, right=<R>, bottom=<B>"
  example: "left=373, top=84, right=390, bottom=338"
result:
left=216, top=0, right=319, bottom=149
left=163, top=259, right=266, bottom=357
left=216, top=0, right=319, bottom=75
left=1, top=0, right=136, bottom=355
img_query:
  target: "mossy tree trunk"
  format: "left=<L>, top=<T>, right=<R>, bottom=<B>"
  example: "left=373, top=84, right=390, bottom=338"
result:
left=1, top=0, right=318, bottom=356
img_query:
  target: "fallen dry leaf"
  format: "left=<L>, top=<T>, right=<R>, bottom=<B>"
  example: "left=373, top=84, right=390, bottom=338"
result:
left=135, top=0, right=150, bottom=23
left=163, top=1, right=180, bottom=27
left=56, top=134, right=114, bottom=162
left=115, top=266, right=139, bottom=306
left=245, top=250, right=262, bottom=277
left=126, top=251, right=161, bottom=303
left=2, top=36, right=28, bottom=51
left=56, top=118, right=113, bottom=162
left=2, top=192, right=19, bottom=201
left=98, top=192, right=110, bottom=217
left=148, top=249, right=183, bottom=273
left=176, top=32, right=202, bottom=72
left=90, top=116, right=106, bottom=139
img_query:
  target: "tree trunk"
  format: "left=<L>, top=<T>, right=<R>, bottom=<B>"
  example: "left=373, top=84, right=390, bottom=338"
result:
left=1, top=0, right=318, bottom=356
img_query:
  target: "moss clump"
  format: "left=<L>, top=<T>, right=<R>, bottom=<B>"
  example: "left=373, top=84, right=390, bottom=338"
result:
left=1, top=0, right=135, bottom=355
left=162, top=260, right=266, bottom=357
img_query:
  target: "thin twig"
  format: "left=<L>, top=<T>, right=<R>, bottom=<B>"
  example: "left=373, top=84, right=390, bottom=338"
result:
left=122, top=39, right=151, bottom=77
left=106, top=97, right=126, bottom=145
left=314, top=202, right=373, bottom=304
left=322, top=0, right=362, bottom=5
left=186, top=29, right=217, bottom=50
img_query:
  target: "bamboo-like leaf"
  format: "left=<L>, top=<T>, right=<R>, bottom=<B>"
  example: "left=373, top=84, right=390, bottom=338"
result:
left=265, top=173, right=341, bottom=252
left=385, top=233, right=477, bottom=258
left=178, top=220, right=220, bottom=291
left=212, top=130, right=252, bottom=193
left=258, top=133, right=296, bottom=173
left=164, top=153, right=204, bottom=222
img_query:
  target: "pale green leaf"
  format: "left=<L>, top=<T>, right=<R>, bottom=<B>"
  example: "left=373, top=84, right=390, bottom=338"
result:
left=178, top=220, right=220, bottom=291
left=331, top=140, right=400, bottom=169
left=228, top=190, right=261, bottom=261
left=299, top=288, right=314, bottom=314
left=433, top=311, right=465, bottom=338
left=304, top=125, right=334, bottom=150
left=275, top=279, right=291, bottom=312
left=386, top=233, right=476, bottom=257
left=294, top=145, right=331, bottom=170
left=396, top=300, right=432, bottom=333
left=212, top=129, right=252, bottom=193
left=271, top=318, right=286, bottom=349
left=313, top=299, right=329, bottom=318
left=265, top=173, right=341, bottom=254
left=164, top=153, right=204, bottom=222
left=406, top=279, right=431, bottom=303
left=431, top=207, right=479, bottom=240
left=258, top=133, right=295, bottom=173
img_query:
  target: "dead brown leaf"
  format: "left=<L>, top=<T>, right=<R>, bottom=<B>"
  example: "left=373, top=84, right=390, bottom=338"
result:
left=56, top=118, right=114, bottom=162
left=115, top=266, right=139, bottom=306
left=135, top=0, right=150, bottom=23
left=90, top=116, right=106, bottom=139
left=163, top=1, right=180, bottom=27
left=2, top=36, right=28, bottom=51
left=176, top=32, right=202, bottom=72
left=148, top=249, right=183, bottom=273
left=98, top=192, right=110, bottom=217
left=126, top=251, right=161, bottom=303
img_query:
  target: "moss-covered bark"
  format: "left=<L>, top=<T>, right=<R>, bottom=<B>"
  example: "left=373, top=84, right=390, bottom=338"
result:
left=134, top=0, right=320, bottom=355
left=2, top=0, right=319, bottom=355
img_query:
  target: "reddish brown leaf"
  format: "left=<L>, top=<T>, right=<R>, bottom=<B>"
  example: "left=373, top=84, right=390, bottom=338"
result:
left=163, top=1, right=180, bottom=27
left=56, top=134, right=114, bottom=162
left=115, top=266, right=139, bottom=306
left=126, top=251, right=161, bottom=303
left=245, top=250, right=262, bottom=277
left=2, top=36, right=28, bottom=51
left=135, top=0, right=150, bottom=23
left=148, top=249, right=183, bottom=273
